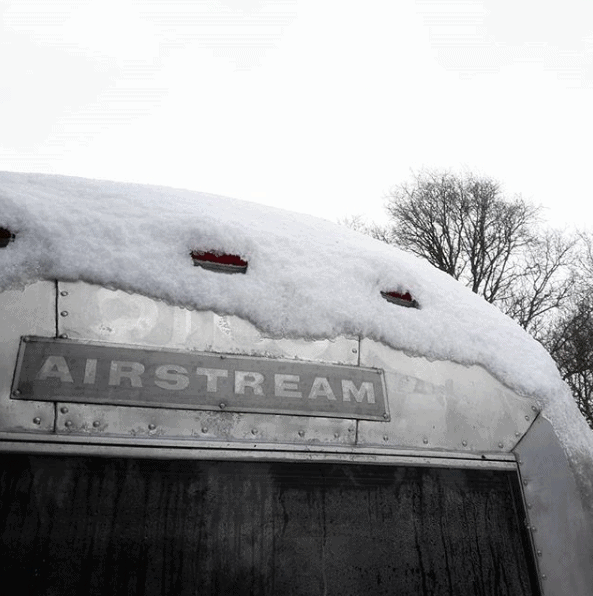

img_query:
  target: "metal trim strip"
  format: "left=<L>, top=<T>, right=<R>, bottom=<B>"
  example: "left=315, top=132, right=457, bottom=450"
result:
left=0, top=433, right=517, bottom=469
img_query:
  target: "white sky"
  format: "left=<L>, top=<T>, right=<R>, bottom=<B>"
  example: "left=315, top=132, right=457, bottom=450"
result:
left=1, top=0, right=592, bottom=228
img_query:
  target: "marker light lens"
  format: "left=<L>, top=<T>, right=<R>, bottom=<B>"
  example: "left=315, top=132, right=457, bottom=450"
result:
left=191, top=251, right=248, bottom=274
left=381, top=291, right=419, bottom=308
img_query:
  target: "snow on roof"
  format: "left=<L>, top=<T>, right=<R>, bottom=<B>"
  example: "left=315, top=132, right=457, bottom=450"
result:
left=1, top=171, right=592, bottom=493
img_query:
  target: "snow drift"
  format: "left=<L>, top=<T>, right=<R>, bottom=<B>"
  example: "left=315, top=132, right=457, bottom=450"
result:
left=1, top=171, right=592, bottom=501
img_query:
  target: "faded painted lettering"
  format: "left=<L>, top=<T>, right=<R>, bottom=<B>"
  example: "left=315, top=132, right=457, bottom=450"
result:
left=274, top=374, right=302, bottom=398
left=235, top=371, right=265, bottom=396
left=195, top=367, right=228, bottom=392
left=155, top=365, right=189, bottom=391
left=109, top=361, right=144, bottom=387
left=342, top=380, right=375, bottom=404
left=36, top=356, right=73, bottom=383
left=308, top=377, right=336, bottom=401
left=17, top=338, right=388, bottom=420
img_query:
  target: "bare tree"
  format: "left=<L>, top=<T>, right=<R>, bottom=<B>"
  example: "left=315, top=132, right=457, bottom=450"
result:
left=541, top=232, right=593, bottom=429
left=380, top=170, right=576, bottom=335
left=385, top=170, right=538, bottom=297
left=501, top=229, right=577, bottom=337
left=545, top=296, right=593, bottom=429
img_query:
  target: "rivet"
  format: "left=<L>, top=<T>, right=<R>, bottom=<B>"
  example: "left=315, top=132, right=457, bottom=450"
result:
left=498, top=442, right=504, bottom=448
left=423, top=438, right=429, bottom=444
left=382, top=413, right=389, bottom=419
left=525, top=416, right=530, bottom=421
left=12, top=389, right=21, bottom=397
left=219, top=403, right=226, bottom=410
left=531, top=527, right=537, bottom=533
left=60, top=290, right=69, bottom=297
left=298, top=430, right=305, bottom=437
left=462, top=440, right=467, bottom=447
left=518, top=460, right=523, bottom=465
left=33, top=417, right=41, bottom=425
left=515, top=431, right=521, bottom=437
left=334, top=432, right=340, bottom=438
left=527, top=503, right=532, bottom=509
left=60, top=407, right=69, bottom=414
left=22, top=337, right=30, bottom=343
left=148, top=423, right=156, bottom=430
left=348, top=427, right=355, bottom=432
left=59, top=333, right=69, bottom=339
left=531, top=405, right=537, bottom=412
left=65, top=420, right=72, bottom=428
left=201, top=427, right=208, bottom=433
left=251, top=428, right=258, bottom=435
left=351, top=348, right=357, bottom=354
left=92, top=420, right=100, bottom=428
left=383, top=435, right=389, bottom=441
left=60, top=311, right=69, bottom=317
left=523, top=480, right=528, bottom=486
left=541, top=574, right=547, bottom=580
left=537, top=550, right=542, bottom=557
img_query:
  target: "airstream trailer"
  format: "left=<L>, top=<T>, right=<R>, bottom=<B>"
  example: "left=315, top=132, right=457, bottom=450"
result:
left=1, top=173, right=592, bottom=595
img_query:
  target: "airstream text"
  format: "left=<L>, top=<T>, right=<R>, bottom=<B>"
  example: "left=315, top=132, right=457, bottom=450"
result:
left=13, top=337, right=388, bottom=420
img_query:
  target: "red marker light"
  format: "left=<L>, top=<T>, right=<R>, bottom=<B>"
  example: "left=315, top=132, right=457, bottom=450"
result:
left=381, top=290, right=419, bottom=308
left=191, top=251, right=248, bottom=274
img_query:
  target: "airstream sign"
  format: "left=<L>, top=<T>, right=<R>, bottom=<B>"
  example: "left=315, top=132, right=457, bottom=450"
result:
left=12, top=337, right=388, bottom=420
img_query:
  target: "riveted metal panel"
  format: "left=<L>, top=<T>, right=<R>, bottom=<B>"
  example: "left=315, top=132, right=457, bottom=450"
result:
left=14, top=336, right=386, bottom=420
left=514, top=417, right=593, bottom=596
left=0, top=282, right=55, bottom=433
left=50, top=282, right=362, bottom=447
left=57, top=281, right=359, bottom=364
left=54, top=402, right=357, bottom=446
left=357, top=339, right=538, bottom=453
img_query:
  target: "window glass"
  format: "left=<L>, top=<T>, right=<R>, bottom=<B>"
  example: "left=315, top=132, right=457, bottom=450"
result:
left=0, top=455, right=540, bottom=596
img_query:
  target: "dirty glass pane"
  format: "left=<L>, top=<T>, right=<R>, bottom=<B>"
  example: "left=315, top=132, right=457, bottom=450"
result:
left=0, top=455, right=540, bottom=596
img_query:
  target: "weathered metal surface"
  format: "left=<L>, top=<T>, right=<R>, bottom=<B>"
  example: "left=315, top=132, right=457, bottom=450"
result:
left=514, top=416, right=593, bottom=596
left=41, top=281, right=363, bottom=446
left=54, top=401, right=357, bottom=445
left=0, top=281, right=541, bottom=454
left=0, top=283, right=55, bottom=433
left=357, top=339, right=539, bottom=453
left=57, top=281, right=359, bottom=364
left=14, top=336, right=387, bottom=420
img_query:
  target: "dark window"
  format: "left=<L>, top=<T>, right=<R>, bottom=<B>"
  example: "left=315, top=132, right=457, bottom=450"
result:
left=0, top=455, right=540, bottom=596
left=0, top=227, right=15, bottom=248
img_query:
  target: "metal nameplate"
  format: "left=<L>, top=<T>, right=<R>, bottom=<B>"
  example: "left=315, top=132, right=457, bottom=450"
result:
left=12, top=337, right=389, bottom=420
